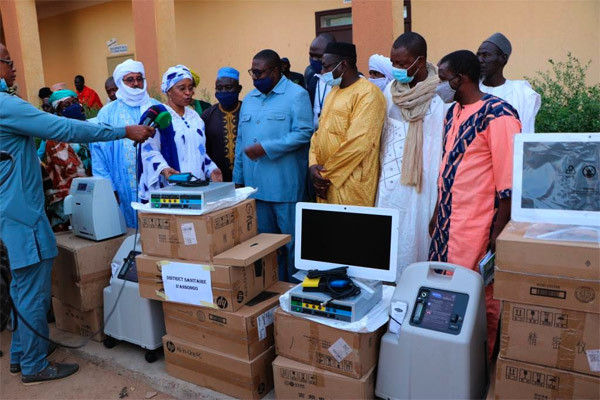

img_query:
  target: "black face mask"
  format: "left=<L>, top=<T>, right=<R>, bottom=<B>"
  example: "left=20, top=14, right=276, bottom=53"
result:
left=61, top=104, right=86, bottom=120
left=215, top=91, right=239, bottom=109
left=253, top=76, right=275, bottom=94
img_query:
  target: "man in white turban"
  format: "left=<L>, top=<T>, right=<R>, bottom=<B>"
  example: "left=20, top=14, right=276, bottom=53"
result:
left=477, top=32, right=541, bottom=133
left=91, top=59, right=160, bottom=227
left=368, top=54, right=394, bottom=91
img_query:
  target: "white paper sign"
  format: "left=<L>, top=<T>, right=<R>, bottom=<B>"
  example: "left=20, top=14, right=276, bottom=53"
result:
left=181, top=223, right=197, bottom=245
left=586, top=349, right=600, bottom=372
left=389, top=301, right=408, bottom=334
left=328, top=338, right=352, bottom=363
left=161, top=262, right=212, bottom=306
left=109, top=44, right=128, bottom=54
left=256, top=306, right=277, bottom=341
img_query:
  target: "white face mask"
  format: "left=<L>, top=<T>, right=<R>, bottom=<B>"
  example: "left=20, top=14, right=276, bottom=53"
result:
left=116, top=77, right=150, bottom=107
left=435, top=81, right=457, bottom=103
left=369, top=77, right=388, bottom=91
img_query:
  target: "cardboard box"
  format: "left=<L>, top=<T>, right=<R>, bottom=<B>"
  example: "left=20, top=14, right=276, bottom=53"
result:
left=52, top=297, right=103, bottom=342
left=163, top=281, right=293, bottom=359
left=274, top=309, right=384, bottom=379
left=138, top=199, right=257, bottom=262
left=52, top=231, right=128, bottom=311
left=497, top=221, right=600, bottom=280
left=494, top=267, right=600, bottom=314
left=499, top=301, right=600, bottom=377
left=273, top=356, right=375, bottom=400
left=495, top=356, right=599, bottom=399
left=137, top=233, right=288, bottom=312
left=163, top=334, right=275, bottom=399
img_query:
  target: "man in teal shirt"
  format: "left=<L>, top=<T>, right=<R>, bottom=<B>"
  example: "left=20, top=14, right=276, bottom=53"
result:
left=0, top=43, right=153, bottom=385
left=233, top=49, right=313, bottom=282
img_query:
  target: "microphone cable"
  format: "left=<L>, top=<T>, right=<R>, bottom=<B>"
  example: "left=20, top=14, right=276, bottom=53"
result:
left=3, top=125, right=146, bottom=349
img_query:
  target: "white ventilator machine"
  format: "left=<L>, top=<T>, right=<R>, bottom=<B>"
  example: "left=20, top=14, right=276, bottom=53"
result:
left=103, top=234, right=166, bottom=362
left=376, top=262, right=488, bottom=400
left=64, top=177, right=126, bottom=241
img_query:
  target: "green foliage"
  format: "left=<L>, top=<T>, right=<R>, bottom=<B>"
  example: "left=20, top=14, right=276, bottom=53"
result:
left=527, top=53, right=600, bottom=133
left=82, top=104, right=99, bottom=119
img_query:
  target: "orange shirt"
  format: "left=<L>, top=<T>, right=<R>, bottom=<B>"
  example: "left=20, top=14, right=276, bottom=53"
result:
left=77, top=85, right=103, bottom=110
left=429, top=95, right=521, bottom=271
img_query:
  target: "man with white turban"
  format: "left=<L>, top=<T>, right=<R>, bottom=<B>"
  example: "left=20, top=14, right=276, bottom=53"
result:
left=477, top=32, right=541, bottom=133
left=91, top=59, right=159, bottom=227
left=368, top=54, right=394, bottom=91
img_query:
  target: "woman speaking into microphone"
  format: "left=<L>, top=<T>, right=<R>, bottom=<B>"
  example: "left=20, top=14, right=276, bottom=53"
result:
left=138, top=64, right=222, bottom=201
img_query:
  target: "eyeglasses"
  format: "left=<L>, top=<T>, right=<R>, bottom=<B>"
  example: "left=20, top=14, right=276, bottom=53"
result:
left=247, top=67, right=274, bottom=79
left=0, top=59, right=14, bottom=69
left=122, top=76, right=145, bottom=84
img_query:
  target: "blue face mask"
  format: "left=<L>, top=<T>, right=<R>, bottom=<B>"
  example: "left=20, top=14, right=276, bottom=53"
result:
left=0, top=78, right=8, bottom=92
left=253, top=76, right=274, bottom=94
left=309, top=58, right=323, bottom=74
left=391, top=56, right=421, bottom=84
left=322, top=62, right=343, bottom=87
left=61, top=103, right=86, bottom=120
left=215, top=91, right=239, bottom=109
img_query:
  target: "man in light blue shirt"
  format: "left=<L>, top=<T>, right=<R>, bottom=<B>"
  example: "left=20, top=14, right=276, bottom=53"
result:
left=92, top=59, right=160, bottom=227
left=233, top=49, right=313, bottom=282
left=0, top=43, right=153, bottom=385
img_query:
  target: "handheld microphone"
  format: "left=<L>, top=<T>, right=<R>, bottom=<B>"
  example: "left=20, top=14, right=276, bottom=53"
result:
left=141, top=104, right=173, bottom=129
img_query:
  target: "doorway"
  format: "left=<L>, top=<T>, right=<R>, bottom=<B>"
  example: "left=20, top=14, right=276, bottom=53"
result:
left=315, top=7, right=352, bottom=42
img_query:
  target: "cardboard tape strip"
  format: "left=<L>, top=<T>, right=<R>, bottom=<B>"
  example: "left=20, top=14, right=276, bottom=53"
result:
left=557, top=309, right=586, bottom=372
left=171, top=216, right=180, bottom=258
left=499, top=302, right=510, bottom=357
left=155, top=290, right=168, bottom=301
left=308, top=318, right=320, bottom=366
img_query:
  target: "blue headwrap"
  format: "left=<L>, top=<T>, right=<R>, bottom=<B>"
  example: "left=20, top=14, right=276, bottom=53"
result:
left=161, top=65, right=193, bottom=93
left=217, top=67, right=240, bottom=81
left=136, top=104, right=180, bottom=181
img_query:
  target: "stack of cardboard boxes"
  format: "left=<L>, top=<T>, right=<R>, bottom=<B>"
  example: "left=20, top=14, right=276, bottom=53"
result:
left=136, top=199, right=293, bottom=399
left=494, top=221, right=600, bottom=399
left=51, top=231, right=128, bottom=341
left=272, top=308, right=385, bottom=399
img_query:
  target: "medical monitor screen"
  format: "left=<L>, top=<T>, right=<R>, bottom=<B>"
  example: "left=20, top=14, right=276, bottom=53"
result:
left=77, top=183, right=87, bottom=191
left=521, top=141, right=599, bottom=212
left=300, top=209, right=392, bottom=271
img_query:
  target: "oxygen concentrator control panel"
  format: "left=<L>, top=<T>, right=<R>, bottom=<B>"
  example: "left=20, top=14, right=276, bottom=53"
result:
left=409, top=287, right=469, bottom=335
left=76, top=182, right=94, bottom=193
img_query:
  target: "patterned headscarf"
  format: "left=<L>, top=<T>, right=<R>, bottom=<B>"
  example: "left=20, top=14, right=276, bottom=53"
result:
left=161, top=65, right=193, bottom=93
left=49, top=89, right=77, bottom=108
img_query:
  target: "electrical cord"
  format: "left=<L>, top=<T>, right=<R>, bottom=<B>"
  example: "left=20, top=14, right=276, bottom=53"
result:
left=174, top=174, right=209, bottom=187
left=306, top=267, right=361, bottom=307
left=3, top=142, right=142, bottom=349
